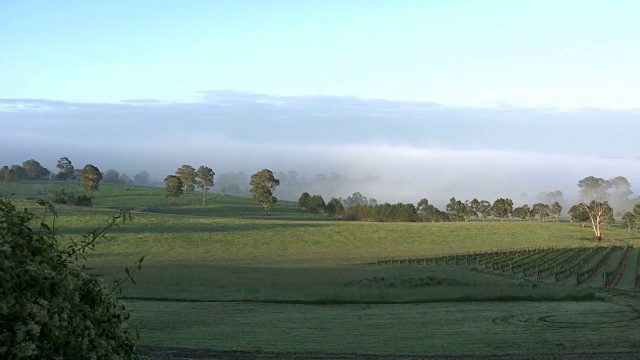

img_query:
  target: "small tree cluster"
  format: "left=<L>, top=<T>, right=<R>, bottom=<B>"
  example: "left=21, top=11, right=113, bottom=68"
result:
left=164, top=165, right=215, bottom=205
left=298, top=192, right=327, bottom=213
left=0, top=159, right=51, bottom=183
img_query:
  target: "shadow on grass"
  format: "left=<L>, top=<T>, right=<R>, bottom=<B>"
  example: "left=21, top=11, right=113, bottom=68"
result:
left=106, top=222, right=331, bottom=234
left=142, top=205, right=333, bottom=222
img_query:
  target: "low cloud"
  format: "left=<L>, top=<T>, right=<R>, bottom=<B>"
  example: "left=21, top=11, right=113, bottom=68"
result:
left=1, top=91, right=639, bottom=207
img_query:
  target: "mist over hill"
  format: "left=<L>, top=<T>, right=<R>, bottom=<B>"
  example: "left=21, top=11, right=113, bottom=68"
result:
left=2, top=91, right=639, bottom=207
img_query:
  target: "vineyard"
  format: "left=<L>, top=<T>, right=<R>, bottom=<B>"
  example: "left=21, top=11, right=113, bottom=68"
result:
left=377, top=245, right=640, bottom=290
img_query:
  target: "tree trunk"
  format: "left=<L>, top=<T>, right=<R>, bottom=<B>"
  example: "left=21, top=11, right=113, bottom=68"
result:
left=202, top=189, right=207, bottom=206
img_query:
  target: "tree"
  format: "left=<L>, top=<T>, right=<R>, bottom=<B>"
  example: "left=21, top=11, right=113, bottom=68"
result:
left=539, top=190, right=564, bottom=205
left=9, top=165, right=26, bottom=181
left=0, top=198, right=141, bottom=359
left=175, top=165, right=197, bottom=194
left=513, top=204, right=531, bottom=221
left=531, top=203, right=551, bottom=222
left=621, top=212, right=636, bottom=233
left=309, top=194, right=326, bottom=214
left=550, top=201, right=562, bottom=223
left=467, top=198, right=481, bottom=220
left=343, top=192, right=368, bottom=206
left=477, top=200, right=492, bottom=221
left=81, top=164, right=102, bottom=199
left=103, top=169, right=123, bottom=184
left=326, top=197, right=345, bottom=218
left=164, top=175, right=183, bottom=204
left=133, top=171, right=150, bottom=185
left=196, top=166, right=215, bottom=206
left=577, top=176, right=614, bottom=241
left=633, top=203, right=640, bottom=231
left=417, top=198, right=448, bottom=222
left=446, top=197, right=468, bottom=222
left=298, top=192, right=312, bottom=210
left=577, top=176, right=610, bottom=202
left=581, top=200, right=614, bottom=241
left=56, top=157, right=74, bottom=181
left=250, top=169, right=280, bottom=215
left=568, top=204, right=590, bottom=226
left=492, top=198, right=513, bottom=222
left=609, top=176, right=633, bottom=202
left=22, top=159, right=50, bottom=180
left=0, top=166, right=18, bottom=183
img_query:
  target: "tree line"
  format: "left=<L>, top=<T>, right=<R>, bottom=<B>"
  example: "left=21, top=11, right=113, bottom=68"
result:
left=0, top=157, right=157, bottom=186
left=298, top=175, right=636, bottom=242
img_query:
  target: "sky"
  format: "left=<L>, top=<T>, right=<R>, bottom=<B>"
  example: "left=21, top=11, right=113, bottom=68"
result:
left=1, top=1, right=639, bottom=206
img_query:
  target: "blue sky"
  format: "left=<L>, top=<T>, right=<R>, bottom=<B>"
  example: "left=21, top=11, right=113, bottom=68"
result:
left=2, top=0, right=638, bottom=108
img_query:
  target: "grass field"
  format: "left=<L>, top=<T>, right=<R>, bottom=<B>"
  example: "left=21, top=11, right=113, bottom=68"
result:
left=3, top=181, right=640, bottom=359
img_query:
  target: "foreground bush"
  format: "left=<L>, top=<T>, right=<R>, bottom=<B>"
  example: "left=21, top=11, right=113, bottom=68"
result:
left=0, top=198, right=140, bottom=359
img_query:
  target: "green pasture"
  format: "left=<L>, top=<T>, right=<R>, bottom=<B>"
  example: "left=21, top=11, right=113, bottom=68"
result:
left=3, top=181, right=640, bottom=358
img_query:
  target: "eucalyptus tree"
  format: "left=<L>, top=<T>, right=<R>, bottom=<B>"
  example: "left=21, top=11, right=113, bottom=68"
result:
left=56, top=157, right=74, bottom=180
left=621, top=212, right=636, bottom=233
left=81, top=164, right=102, bottom=199
left=164, top=175, right=183, bottom=204
left=492, top=198, right=513, bottom=222
left=196, top=166, right=215, bottom=206
left=577, top=176, right=615, bottom=241
left=512, top=204, right=531, bottom=221
left=175, top=165, right=197, bottom=194
left=531, top=203, right=551, bottom=222
left=22, top=159, right=50, bottom=179
left=326, top=197, right=345, bottom=218
left=298, top=192, right=312, bottom=210
left=103, top=169, right=123, bottom=184
left=577, top=176, right=610, bottom=202
left=250, top=169, right=280, bottom=215
left=550, top=201, right=562, bottom=223
left=477, top=200, right=492, bottom=221
left=609, top=176, right=632, bottom=202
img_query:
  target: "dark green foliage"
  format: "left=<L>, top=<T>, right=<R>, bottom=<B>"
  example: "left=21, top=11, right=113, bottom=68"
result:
left=175, top=165, right=197, bottom=194
left=250, top=169, right=280, bottom=215
left=55, top=157, right=74, bottom=181
left=298, top=193, right=326, bottom=214
left=164, top=175, right=183, bottom=204
left=196, top=166, right=215, bottom=206
left=298, top=192, right=312, bottom=210
left=326, top=197, right=345, bottom=218
left=50, top=188, right=92, bottom=207
left=22, top=159, right=50, bottom=180
left=0, top=198, right=140, bottom=359
left=417, top=198, right=449, bottom=222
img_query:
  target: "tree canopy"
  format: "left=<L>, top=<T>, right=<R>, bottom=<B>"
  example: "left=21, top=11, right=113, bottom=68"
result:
left=164, top=175, right=184, bottom=204
left=175, top=165, right=197, bottom=194
left=81, top=164, right=102, bottom=199
left=250, top=169, right=280, bottom=215
left=196, top=166, right=215, bottom=206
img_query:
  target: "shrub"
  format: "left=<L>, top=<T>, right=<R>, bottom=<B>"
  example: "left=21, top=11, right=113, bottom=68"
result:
left=0, top=197, right=140, bottom=359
